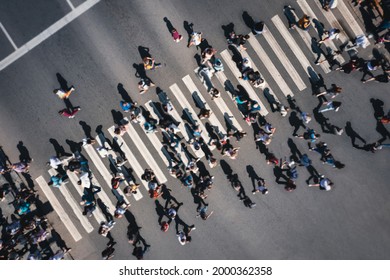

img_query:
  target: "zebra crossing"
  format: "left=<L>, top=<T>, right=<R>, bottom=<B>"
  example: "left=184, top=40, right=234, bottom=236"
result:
left=35, top=1, right=369, bottom=242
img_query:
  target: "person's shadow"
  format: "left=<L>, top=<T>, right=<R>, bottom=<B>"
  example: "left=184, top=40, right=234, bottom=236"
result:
left=154, top=200, right=168, bottom=226
left=246, top=165, right=261, bottom=192
left=311, top=37, right=324, bottom=64
left=161, top=185, right=181, bottom=209
left=370, top=98, right=385, bottom=119
left=221, top=23, right=235, bottom=39
left=117, top=83, right=132, bottom=103
left=79, top=121, right=94, bottom=140
left=138, top=46, right=151, bottom=60
left=242, top=11, right=255, bottom=31
left=287, top=138, right=302, bottom=162
left=163, top=17, right=175, bottom=34
left=289, top=111, right=306, bottom=136
left=313, top=106, right=332, bottom=133
left=17, top=141, right=32, bottom=163
left=312, top=18, right=325, bottom=39
left=183, top=20, right=194, bottom=46
left=111, top=110, right=124, bottom=125
left=49, top=138, right=72, bottom=158
left=345, top=121, right=367, bottom=148
left=97, top=198, right=113, bottom=222
left=56, top=73, right=71, bottom=91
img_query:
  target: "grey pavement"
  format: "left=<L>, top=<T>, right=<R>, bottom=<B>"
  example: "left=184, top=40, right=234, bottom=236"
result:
left=0, top=0, right=389, bottom=260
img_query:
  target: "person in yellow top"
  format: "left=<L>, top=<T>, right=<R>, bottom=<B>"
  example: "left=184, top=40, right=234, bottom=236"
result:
left=298, top=14, right=311, bottom=30
left=143, top=57, right=162, bottom=70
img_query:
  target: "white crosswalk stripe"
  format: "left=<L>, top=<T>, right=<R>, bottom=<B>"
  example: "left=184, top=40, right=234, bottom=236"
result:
left=82, top=144, right=117, bottom=211
left=239, top=49, right=282, bottom=103
left=311, top=0, right=349, bottom=44
left=182, top=75, right=227, bottom=135
left=271, top=15, right=315, bottom=76
left=336, top=0, right=369, bottom=43
left=94, top=136, right=141, bottom=202
left=35, top=176, right=83, bottom=242
left=261, top=25, right=307, bottom=91
left=195, top=66, right=244, bottom=132
left=107, top=126, right=149, bottom=192
left=47, top=169, right=94, bottom=233
left=296, top=0, right=345, bottom=65
left=220, top=49, right=269, bottom=116
left=64, top=170, right=107, bottom=223
left=155, top=91, right=207, bottom=158
left=247, top=35, right=295, bottom=97
left=144, top=101, right=190, bottom=166
left=169, top=83, right=213, bottom=143
left=119, top=117, right=168, bottom=184
left=289, top=10, right=331, bottom=73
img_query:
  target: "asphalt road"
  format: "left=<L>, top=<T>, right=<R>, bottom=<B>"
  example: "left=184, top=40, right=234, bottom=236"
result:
left=0, top=0, right=389, bottom=259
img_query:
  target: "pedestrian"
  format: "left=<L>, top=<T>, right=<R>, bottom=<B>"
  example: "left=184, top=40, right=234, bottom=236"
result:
left=171, top=28, right=183, bottom=42
left=53, top=86, right=75, bottom=100
left=98, top=221, right=116, bottom=237
left=198, top=108, right=212, bottom=119
left=283, top=5, right=297, bottom=29
left=255, top=130, right=272, bottom=145
left=58, top=107, right=81, bottom=118
left=319, top=28, right=340, bottom=43
left=363, top=71, right=390, bottom=84
left=296, top=128, right=321, bottom=142
left=227, top=31, right=250, bottom=51
left=114, top=124, right=129, bottom=136
left=317, top=49, right=342, bottom=71
left=209, top=87, right=220, bottom=100
left=111, top=175, right=124, bottom=190
left=266, top=152, right=279, bottom=165
left=120, top=101, right=137, bottom=113
left=252, top=21, right=265, bottom=35
left=361, top=60, right=380, bottom=82
left=212, top=58, right=224, bottom=72
left=187, top=31, right=203, bottom=48
left=253, top=179, right=268, bottom=194
left=316, top=84, right=342, bottom=99
left=318, top=101, right=342, bottom=113
left=285, top=179, right=297, bottom=192
left=48, top=174, right=68, bottom=188
left=298, top=14, right=311, bottom=30
left=114, top=201, right=130, bottom=218
left=340, top=57, right=364, bottom=74
left=196, top=206, right=214, bottom=220
left=11, top=162, right=29, bottom=173
left=322, top=0, right=338, bottom=11
left=124, top=183, right=140, bottom=196
left=46, top=156, right=63, bottom=169
left=263, top=123, right=276, bottom=136
left=143, top=57, right=162, bottom=71
left=102, top=244, right=115, bottom=260
left=308, top=175, right=333, bottom=191
left=201, top=47, right=217, bottom=64
left=138, top=78, right=155, bottom=94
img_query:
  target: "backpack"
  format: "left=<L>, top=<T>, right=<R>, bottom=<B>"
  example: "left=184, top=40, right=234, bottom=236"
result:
left=288, top=167, right=299, bottom=179
left=300, top=154, right=312, bottom=167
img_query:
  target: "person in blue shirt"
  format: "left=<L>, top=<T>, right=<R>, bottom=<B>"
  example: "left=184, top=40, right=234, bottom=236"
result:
left=120, top=101, right=137, bottom=113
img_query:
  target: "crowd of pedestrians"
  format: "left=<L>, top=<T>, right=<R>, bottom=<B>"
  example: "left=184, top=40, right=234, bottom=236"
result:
left=3, top=0, right=388, bottom=260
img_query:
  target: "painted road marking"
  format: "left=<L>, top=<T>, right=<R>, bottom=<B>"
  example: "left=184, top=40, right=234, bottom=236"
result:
left=35, top=176, right=82, bottom=242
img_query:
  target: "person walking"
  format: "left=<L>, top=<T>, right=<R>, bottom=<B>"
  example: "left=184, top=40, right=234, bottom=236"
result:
left=120, top=101, right=137, bottom=113
left=53, top=86, right=75, bottom=100
left=187, top=31, right=203, bottom=48
left=138, top=78, right=155, bottom=94
left=308, top=175, right=333, bottom=191
left=171, top=28, right=183, bottom=42
left=58, top=107, right=81, bottom=118
left=361, top=60, right=380, bottom=82
left=253, top=179, right=268, bottom=194
left=143, top=57, right=162, bottom=71
left=319, top=28, right=340, bottom=43
left=196, top=206, right=213, bottom=220
left=318, top=101, right=342, bottom=113
left=298, top=14, right=311, bottom=30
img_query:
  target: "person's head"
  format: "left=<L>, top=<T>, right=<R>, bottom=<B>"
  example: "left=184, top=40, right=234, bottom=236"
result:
left=53, top=89, right=59, bottom=94
left=334, top=29, right=340, bottom=34
left=114, top=127, right=121, bottom=135
left=186, top=236, right=192, bottom=243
